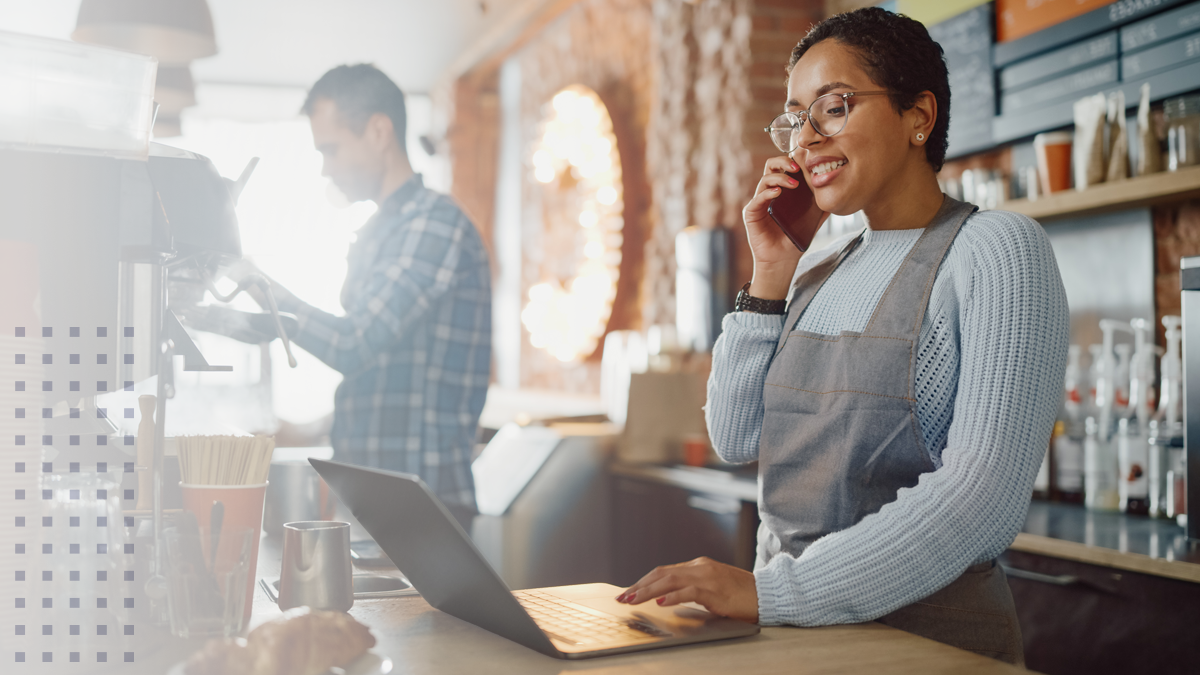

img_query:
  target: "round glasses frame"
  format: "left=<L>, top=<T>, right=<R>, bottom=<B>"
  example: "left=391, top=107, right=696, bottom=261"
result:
left=764, top=90, right=890, bottom=154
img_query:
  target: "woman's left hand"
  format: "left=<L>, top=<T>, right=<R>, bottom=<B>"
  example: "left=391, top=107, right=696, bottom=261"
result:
left=615, top=557, right=759, bottom=623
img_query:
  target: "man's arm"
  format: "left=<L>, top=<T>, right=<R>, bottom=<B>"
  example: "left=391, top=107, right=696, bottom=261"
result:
left=272, top=208, right=469, bottom=378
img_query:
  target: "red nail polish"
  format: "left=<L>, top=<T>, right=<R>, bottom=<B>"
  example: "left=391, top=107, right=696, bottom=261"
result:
left=656, top=597, right=665, bottom=605
left=627, top=592, right=636, bottom=603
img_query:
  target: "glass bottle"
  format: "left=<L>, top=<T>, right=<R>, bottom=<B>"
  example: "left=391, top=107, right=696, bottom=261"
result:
left=1084, top=416, right=1119, bottom=511
left=1117, top=418, right=1149, bottom=515
left=1165, top=95, right=1200, bottom=171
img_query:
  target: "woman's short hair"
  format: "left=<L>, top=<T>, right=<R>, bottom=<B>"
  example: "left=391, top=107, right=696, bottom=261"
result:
left=787, top=7, right=951, bottom=171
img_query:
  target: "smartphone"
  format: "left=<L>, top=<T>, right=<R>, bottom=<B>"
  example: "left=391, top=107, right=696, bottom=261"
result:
left=767, top=171, right=827, bottom=252
left=349, top=539, right=395, bottom=568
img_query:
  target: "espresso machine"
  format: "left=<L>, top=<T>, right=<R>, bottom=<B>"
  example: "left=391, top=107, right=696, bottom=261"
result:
left=0, top=31, right=296, bottom=654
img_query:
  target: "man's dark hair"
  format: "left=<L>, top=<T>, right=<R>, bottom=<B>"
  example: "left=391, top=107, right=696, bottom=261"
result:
left=302, top=63, right=408, bottom=152
left=787, top=7, right=951, bottom=171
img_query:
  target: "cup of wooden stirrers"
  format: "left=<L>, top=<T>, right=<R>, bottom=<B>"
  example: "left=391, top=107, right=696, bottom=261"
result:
left=178, top=435, right=275, bottom=487
left=178, top=435, right=276, bottom=623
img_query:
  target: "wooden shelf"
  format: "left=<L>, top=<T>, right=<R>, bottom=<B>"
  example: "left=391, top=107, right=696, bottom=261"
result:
left=1003, top=165, right=1200, bottom=222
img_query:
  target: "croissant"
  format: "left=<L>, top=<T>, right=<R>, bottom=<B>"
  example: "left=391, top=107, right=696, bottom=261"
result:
left=248, top=607, right=376, bottom=675
left=183, top=637, right=257, bottom=675
left=185, top=608, right=375, bottom=675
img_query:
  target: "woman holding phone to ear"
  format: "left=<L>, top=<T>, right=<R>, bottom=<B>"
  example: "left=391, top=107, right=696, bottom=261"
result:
left=616, top=8, right=1068, bottom=665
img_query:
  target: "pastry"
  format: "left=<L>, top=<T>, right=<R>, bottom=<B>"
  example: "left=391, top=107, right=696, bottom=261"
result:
left=184, top=608, right=375, bottom=675
left=183, top=637, right=257, bottom=675
left=248, top=607, right=377, bottom=675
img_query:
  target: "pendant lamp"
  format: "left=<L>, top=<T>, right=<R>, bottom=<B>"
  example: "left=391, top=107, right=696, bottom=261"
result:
left=155, top=66, right=197, bottom=113
left=151, top=66, right=195, bottom=138
left=73, top=0, right=217, bottom=66
left=153, top=115, right=183, bottom=139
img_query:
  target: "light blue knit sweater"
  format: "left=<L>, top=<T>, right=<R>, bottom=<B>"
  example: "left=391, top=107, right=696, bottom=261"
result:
left=705, top=208, right=1069, bottom=626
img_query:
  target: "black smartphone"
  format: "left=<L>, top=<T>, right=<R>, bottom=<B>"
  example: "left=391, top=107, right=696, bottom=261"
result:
left=349, top=539, right=395, bottom=568
left=767, top=171, right=827, bottom=252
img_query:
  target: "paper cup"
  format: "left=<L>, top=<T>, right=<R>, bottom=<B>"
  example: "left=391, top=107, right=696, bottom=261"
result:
left=1034, top=132, right=1073, bottom=195
left=181, top=483, right=267, bottom=624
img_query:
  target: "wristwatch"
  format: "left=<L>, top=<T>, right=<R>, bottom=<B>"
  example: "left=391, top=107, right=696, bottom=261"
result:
left=734, top=282, right=786, bottom=314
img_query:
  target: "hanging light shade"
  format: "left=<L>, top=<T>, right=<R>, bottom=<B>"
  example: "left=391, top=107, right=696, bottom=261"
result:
left=155, top=65, right=197, bottom=113
left=73, top=0, right=217, bottom=66
left=153, top=114, right=182, bottom=139
left=152, top=65, right=195, bottom=138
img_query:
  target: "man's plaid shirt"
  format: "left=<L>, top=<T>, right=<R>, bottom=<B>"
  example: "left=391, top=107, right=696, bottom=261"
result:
left=276, top=175, right=491, bottom=509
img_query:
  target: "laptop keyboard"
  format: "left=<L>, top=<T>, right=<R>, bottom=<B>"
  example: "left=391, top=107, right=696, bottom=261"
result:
left=514, top=589, right=673, bottom=645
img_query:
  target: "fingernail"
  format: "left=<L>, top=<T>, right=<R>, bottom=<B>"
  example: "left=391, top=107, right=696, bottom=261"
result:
left=616, top=593, right=627, bottom=602
left=627, top=592, right=637, bottom=603
left=789, top=178, right=799, bottom=185
left=656, top=597, right=665, bottom=605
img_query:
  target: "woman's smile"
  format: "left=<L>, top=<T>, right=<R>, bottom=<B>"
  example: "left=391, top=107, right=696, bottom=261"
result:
left=805, top=155, right=848, bottom=188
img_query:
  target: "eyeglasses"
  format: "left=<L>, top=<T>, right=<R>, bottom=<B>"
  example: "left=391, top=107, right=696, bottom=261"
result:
left=764, top=91, right=889, bottom=153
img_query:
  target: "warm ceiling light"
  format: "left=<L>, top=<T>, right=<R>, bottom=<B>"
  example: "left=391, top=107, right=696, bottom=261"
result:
left=73, top=0, right=217, bottom=66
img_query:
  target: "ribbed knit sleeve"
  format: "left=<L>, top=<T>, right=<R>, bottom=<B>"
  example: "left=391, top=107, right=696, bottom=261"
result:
left=704, top=236, right=854, bottom=464
left=704, top=311, right=785, bottom=464
left=753, top=211, right=1069, bottom=626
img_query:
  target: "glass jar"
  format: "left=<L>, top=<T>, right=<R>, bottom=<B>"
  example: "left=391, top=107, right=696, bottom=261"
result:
left=1164, top=95, right=1200, bottom=171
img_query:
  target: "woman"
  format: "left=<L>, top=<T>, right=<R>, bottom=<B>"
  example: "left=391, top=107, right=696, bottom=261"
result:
left=616, top=8, right=1068, bottom=665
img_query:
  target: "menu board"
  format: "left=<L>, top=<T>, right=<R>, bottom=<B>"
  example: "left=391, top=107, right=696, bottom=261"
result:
left=928, top=3, right=995, bottom=158
left=996, top=0, right=1115, bottom=43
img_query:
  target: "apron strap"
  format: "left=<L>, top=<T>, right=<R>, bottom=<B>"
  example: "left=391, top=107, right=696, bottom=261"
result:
left=862, top=197, right=976, bottom=340
left=773, top=231, right=864, bottom=357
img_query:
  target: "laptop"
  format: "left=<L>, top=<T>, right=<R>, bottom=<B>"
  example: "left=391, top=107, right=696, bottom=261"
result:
left=309, top=458, right=760, bottom=659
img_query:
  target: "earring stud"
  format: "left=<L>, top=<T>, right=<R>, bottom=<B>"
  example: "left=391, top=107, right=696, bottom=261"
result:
left=916, top=133, right=925, bottom=141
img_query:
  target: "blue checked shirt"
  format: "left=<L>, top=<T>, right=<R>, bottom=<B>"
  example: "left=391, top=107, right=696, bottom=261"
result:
left=275, top=175, right=491, bottom=510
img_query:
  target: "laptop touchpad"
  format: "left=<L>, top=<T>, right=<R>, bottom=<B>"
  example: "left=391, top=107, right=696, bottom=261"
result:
left=572, top=596, right=710, bottom=626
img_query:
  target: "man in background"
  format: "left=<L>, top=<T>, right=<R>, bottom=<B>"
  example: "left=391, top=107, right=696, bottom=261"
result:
left=250, top=64, right=491, bottom=520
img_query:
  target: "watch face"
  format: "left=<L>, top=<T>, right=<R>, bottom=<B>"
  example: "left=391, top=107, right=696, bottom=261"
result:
left=735, top=289, right=753, bottom=312
left=735, top=287, right=784, bottom=314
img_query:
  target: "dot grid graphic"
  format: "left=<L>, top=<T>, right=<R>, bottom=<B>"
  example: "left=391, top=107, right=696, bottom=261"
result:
left=3, top=326, right=146, bottom=673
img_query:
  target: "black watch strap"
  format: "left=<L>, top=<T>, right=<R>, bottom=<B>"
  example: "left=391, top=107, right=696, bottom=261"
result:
left=735, top=282, right=786, bottom=314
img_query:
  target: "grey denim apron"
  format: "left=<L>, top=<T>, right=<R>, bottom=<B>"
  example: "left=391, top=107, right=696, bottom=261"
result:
left=757, top=196, right=1024, bottom=665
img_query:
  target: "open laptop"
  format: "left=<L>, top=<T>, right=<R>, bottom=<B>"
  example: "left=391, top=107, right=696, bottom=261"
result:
left=309, top=458, right=760, bottom=659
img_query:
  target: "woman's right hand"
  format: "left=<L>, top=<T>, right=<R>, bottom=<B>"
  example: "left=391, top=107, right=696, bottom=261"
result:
left=742, top=156, right=805, bottom=300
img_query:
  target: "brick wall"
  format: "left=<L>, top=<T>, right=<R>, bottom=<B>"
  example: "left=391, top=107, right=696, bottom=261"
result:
left=441, top=0, right=826, bottom=391
left=1154, top=200, right=1200, bottom=345
left=442, top=69, right=501, bottom=252
left=740, top=1, right=824, bottom=287
left=513, top=0, right=657, bottom=391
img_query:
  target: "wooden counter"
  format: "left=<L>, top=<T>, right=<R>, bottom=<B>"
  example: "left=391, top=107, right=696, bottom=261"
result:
left=331, top=597, right=1026, bottom=675
left=1012, top=501, right=1200, bottom=584
left=1009, top=533, right=1200, bottom=584
left=109, top=532, right=1029, bottom=675
left=614, top=462, right=1200, bottom=584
